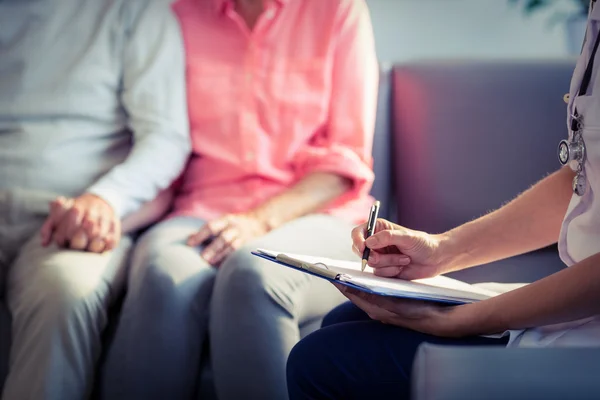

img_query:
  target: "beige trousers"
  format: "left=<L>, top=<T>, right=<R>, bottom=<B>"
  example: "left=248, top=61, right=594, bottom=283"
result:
left=0, top=189, right=131, bottom=400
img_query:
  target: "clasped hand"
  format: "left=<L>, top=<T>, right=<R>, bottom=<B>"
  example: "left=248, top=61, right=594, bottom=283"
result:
left=40, top=193, right=120, bottom=253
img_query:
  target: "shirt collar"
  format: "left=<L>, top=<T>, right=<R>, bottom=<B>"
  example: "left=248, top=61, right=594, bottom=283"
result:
left=212, top=0, right=288, bottom=14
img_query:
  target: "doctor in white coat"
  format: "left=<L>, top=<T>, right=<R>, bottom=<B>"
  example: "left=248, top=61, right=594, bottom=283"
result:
left=286, top=1, right=600, bottom=398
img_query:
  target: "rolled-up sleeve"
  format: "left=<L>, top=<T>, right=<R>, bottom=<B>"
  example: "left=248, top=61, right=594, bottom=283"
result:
left=87, top=0, right=191, bottom=218
left=293, top=0, right=378, bottom=197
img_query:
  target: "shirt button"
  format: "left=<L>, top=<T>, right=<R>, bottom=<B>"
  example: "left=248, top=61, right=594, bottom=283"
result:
left=265, top=9, right=275, bottom=19
left=564, top=93, right=570, bottom=104
left=245, top=151, right=255, bottom=161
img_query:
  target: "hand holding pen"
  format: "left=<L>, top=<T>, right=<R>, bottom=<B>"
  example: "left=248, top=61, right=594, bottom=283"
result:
left=352, top=214, right=449, bottom=281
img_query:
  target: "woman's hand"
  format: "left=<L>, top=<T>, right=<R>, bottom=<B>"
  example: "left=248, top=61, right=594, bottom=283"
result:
left=351, top=219, right=453, bottom=280
left=187, top=213, right=269, bottom=266
left=336, top=284, right=469, bottom=337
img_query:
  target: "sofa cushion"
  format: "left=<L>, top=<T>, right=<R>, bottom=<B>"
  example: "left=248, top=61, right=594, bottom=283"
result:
left=392, top=59, right=575, bottom=232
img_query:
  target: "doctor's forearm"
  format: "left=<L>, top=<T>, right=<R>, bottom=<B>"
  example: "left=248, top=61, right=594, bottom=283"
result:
left=246, top=172, right=351, bottom=230
left=454, top=252, right=600, bottom=336
left=442, top=167, right=574, bottom=272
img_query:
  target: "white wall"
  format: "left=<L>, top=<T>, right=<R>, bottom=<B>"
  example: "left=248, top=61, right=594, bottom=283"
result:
left=366, top=0, right=578, bottom=62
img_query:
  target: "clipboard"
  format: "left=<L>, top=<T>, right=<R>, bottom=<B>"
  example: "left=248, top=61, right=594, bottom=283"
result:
left=252, top=250, right=495, bottom=305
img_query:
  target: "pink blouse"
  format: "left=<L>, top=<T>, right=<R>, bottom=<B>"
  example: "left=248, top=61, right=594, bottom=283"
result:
left=171, top=0, right=378, bottom=223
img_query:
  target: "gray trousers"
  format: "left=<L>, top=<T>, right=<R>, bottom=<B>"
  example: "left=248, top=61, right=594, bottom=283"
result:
left=0, top=189, right=131, bottom=400
left=100, top=214, right=353, bottom=400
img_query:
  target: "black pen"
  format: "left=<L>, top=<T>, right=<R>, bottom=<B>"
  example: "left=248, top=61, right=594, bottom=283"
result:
left=361, top=200, right=380, bottom=272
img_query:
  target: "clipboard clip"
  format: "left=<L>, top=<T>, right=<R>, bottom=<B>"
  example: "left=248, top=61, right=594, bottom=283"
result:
left=276, top=254, right=341, bottom=280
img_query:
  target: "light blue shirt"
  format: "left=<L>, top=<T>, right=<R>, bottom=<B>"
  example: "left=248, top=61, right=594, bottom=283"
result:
left=0, top=0, right=191, bottom=217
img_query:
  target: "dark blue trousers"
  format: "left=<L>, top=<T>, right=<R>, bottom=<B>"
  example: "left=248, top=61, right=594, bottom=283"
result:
left=287, top=302, right=507, bottom=400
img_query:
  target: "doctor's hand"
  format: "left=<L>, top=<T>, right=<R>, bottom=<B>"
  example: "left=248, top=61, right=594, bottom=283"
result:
left=187, top=213, right=269, bottom=266
left=352, top=219, right=451, bottom=280
left=335, top=284, right=469, bottom=337
left=40, top=194, right=121, bottom=253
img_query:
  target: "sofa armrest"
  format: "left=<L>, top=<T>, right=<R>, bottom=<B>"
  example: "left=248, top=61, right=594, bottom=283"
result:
left=412, top=344, right=600, bottom=400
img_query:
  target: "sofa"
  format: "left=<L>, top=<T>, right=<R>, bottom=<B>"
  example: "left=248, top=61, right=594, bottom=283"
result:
left=0, top=58, right=588, bottom=398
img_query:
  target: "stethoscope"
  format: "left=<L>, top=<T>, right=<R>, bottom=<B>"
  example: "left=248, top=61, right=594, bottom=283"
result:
left=558, top=0, right=598, bottom=196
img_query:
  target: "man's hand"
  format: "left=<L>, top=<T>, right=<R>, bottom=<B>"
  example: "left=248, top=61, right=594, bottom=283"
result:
left=40, top=193, right=121, bottom=253
left=335, top=284, right=469, bottom=337
left=351, top=218, right=452, bottom=280
left=187, top=213, right=269, bottom=266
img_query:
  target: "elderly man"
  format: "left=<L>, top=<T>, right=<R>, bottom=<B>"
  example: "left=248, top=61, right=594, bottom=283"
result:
left=0, top=0, right=190, bottom=398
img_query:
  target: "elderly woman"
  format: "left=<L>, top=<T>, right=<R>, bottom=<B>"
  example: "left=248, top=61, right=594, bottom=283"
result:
left=100, top=0, right=378, bottom=399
